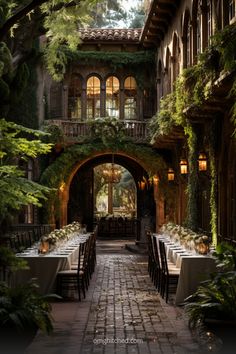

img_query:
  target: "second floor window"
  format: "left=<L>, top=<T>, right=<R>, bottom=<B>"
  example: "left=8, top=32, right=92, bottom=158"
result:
left=87, top=76, right=100, bottom=119
left=186, top=20, right=191, bottom=66
left=207, top=0, right=212, bottom=44
left=124, top=76, right=137, bottom=120
left=68, top=75, right=82, bottom=119
left=106, top=76, right=120, bottom=118
left=229, top=0, right=236, bottom=22
left=197, top=0, right=202, bottom=54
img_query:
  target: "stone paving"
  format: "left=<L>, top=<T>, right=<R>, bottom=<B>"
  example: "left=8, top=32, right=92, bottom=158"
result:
left=25, top=239, right=202, bottom=354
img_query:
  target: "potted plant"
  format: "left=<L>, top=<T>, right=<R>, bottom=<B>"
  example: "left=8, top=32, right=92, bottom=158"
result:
left=184, top=242, right=236, bottom=352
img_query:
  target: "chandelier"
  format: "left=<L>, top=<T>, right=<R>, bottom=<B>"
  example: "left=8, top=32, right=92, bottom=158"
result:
left=102, top=155, right=122, bottom=183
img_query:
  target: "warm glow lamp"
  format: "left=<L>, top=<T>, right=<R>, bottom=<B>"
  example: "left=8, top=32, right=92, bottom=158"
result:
left=167, top=168, right=175, bottom=181
left=198, top=153, right=207, bottom=171
left=180, top=159, right=188, bottom=174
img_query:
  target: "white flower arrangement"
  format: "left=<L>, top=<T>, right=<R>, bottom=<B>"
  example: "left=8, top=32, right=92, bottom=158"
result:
left=41, top=222, right=82, bottom=248
left=160, top=223, right=211, bottom=252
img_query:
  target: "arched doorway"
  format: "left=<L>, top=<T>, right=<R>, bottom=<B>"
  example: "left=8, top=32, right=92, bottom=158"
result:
left=67, top=154, right=156, bottom=239
left=94, top=163, right=137, bottom=218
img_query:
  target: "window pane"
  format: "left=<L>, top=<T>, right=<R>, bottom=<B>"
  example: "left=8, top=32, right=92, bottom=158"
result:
left=68, top=75, right=82, bottom=119
left=87, top=76, right=100, bottom=119
left=124, top=76, right=137, bottom=120
left=229, top=0, right=235, bottom=21
left=106, top=76, right=120, bottom=118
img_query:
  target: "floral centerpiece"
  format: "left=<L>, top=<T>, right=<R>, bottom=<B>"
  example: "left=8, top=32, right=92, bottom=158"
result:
left=39, top=221, right=81, bottom=252
left=160, top=223, right=211, bottom=252
left=194, top=235, right=211, bottom=255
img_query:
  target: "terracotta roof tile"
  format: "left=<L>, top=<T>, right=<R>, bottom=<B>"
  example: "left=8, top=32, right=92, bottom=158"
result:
left=79, top=28, right=142, bottom=42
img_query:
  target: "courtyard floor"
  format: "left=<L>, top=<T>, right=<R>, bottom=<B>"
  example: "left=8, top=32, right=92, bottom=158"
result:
left=25, top=239, right=205, bottom=354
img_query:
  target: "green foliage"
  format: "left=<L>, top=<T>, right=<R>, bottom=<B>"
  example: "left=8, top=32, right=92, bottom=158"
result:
left=211, top=24, right=236, bottom=72
left=0, top=279, right=54, bottom=335
left=42, top=123, right=65, bottom=145
left=0, top=119, right=53, bottom=223
left=90, top=0, right=127, bottom=28
left=208, top=119, right=218, bottom=245
left=0, top=41, right=12, bottom=76
left=150, top=25, right=236, bottom=236
left=185, top=243, right=236, bottom=329
left=185, top=124, right=199, bottom=231
left=50, top=47, right=155, bottom=85
left=7, top=60, right=38, bottom=128
left=87, top=117, right=127, bottom=147
left=0, top=246, right=28, bottom=273
left=149, top=24, right=236, bottom=141
left=41, top=0, right=100, bottom=80
left=66, top=49, right=155, bottom=67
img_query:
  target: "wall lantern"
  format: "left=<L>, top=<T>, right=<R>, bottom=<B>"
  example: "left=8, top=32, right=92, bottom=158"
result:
left=180, top=159, right=188, bottom=174
left=167, top=168, right=175, bottom=181
left=152, top=175, right=159, bottom=186
left=198, top=152, right=207, bottom=171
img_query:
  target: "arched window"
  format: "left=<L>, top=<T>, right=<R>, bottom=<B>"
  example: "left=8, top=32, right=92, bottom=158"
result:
left=229, top=0, right=235, bottom=22
left=183, top=10, right=191, bottom=68
left=164, top=48, right=171, bottom=94
left=106, top=76, right=120, bottom=118
left=68, top=74, right=82, bottom=119
left=124, top=76, right=137, bottom=120
left=197, top=0, right=202, bottom=54
left=87, top=76, right=101, bottom=119
left=172, top=33, right=180, bottom=82
left=207, top=0, right=212, bottom=45
left=157, top=60, right=164, bottom=111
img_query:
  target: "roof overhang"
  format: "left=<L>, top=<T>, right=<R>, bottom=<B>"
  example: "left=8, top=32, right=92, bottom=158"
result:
left=141, top=0, right=179, bottom=48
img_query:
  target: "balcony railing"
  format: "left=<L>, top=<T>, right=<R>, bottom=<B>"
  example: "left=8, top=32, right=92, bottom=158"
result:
left=48, top=119, right=149, bottom=143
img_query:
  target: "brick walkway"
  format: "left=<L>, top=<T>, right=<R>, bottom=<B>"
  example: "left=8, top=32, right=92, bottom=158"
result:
left=25, top=240, right=202, bottom=354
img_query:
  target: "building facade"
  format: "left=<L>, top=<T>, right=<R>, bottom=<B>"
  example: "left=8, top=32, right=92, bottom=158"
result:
left=21, top=0, right=236, bottom=244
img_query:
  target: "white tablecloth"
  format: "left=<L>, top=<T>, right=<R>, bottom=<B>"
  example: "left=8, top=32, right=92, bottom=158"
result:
left=14, top=234, right=90, bottom=294
left=153, top=234, right=216, bottom=305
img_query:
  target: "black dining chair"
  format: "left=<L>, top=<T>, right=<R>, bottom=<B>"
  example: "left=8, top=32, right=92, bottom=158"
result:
left=151, top=234, right=162, bottom=291
left=158, top=239, right=180, bottom=302
left=56, top=240, right=88, bottom=301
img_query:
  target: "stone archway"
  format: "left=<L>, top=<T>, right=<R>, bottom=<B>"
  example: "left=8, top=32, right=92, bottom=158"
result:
left=40, top=142, right=167, bottom=238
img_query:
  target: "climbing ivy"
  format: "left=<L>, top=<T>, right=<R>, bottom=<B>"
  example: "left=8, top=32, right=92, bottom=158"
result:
left=208, top=119, right=218, bottom=245
left=48, top=45, right=156, bottom=88
left=40, top=140, right=168, bottom=223
left=149, top=24, right=236, bottom=141
left=185, top=124, right=199, bottom=231
left=149, top=24, right=236, bottom=236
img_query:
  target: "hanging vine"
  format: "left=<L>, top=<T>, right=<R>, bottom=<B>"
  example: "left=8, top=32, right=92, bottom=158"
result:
left=208, top=119, right=218, bottom=245
left=148, top=24, right=236, bottom=235
left=185, top=123, right=199, bottom=231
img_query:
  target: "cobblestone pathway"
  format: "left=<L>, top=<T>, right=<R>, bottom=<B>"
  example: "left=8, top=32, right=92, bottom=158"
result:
left=26, top=240, right=201, bottom=354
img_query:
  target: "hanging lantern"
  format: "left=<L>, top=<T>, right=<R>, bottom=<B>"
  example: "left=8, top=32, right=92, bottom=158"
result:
left=167, top=168, right=175, bottom=181
left=198, top=152, right=207, bottom=171
left=152, top=175, right=159, bottom=185
left=180, top=159, right=188, bottom=174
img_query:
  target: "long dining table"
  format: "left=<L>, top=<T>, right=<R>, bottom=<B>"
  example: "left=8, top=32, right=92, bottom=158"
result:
left=153, top=234, right=216, bottom=305
left=14, top=233, right=90, bottom=294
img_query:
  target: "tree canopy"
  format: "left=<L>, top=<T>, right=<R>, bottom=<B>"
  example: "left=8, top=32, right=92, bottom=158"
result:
left=0, top=119, right=53, bottom=229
